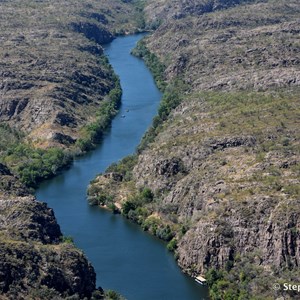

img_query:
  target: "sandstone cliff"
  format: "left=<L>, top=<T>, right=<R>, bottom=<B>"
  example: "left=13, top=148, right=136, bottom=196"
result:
left=0, top=1, right=142, bottom=298
left=0, top=163, right=100, bottom=299
left=89, top=1, right=300, bottom=298
left=0, top=0, right=140, bottom=148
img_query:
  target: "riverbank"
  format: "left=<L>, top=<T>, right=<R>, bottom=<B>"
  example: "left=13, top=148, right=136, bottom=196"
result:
left=0, top=0, right=147, bottom=189
left=88, top=1, right=300, bottom=299
left=0, top=1, right=146, bottom=298
left=36, top=34, right=209, bottom=300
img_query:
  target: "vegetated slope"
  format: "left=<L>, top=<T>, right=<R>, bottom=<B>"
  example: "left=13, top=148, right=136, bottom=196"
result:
left=144, top=0, right=265, bottom=25
left=0, top=0, right=140, bottom=298
left=0, top=0, right=144, bottom=187
left=0, top=0, right=140, bottom=148
left=88, top=0, right=300, bottom=299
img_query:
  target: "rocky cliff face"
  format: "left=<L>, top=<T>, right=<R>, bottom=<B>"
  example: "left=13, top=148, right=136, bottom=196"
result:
left=145, top=0, right=300, bottom=90
left=0, top=0, right=139, bottom=148
left=0, top=1, right=143, bottom=298
left=132, top=94, right=300, bottom=276
left=144, top=0, right=265, bottom=25
left=0, top=163, right=98, bottom=299
left=89, top=0, right=300, bottom=298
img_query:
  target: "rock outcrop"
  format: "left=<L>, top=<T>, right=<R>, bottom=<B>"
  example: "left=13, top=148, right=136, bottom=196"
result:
left=0, top=164, right=98, bottom=299
left=0, top=0, right=140, bottom=147
left=0, top=1, right=145, bottom=297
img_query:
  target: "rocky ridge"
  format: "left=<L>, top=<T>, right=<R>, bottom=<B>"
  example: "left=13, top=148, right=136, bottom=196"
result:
left=145, top=0, right=300, bottom=90
left=0, top=0, right=140, bottom=148
left=89, top=0, right=300, bottom=298
left=0, top=163, right=99, bottom=299
left=0, top=1, right=142, bottom=298
left=145, top=0, right=263, bottom=24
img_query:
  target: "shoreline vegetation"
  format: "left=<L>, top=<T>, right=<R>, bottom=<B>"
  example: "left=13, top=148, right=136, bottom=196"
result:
left=0, top=1, right=146, bottom=299
left=87, top=40, right=188, bottom=251
left=87, top=1, right=300, bottom=299
left=0, top=0, right=147, bottom=189
left=1, top=0, right=299, bottom=299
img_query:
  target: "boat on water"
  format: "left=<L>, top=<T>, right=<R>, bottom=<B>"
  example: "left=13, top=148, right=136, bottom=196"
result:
left=195, top=275, right=207, bottom=285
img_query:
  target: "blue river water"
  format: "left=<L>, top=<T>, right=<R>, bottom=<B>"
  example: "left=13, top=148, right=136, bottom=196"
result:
left=36, top=33, right=209, bottom=300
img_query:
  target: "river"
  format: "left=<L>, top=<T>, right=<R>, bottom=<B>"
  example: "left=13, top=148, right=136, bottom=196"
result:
left=36, top=33, right=209, bottom=300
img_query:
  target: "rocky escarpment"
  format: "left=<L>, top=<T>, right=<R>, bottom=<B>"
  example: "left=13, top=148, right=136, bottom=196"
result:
left=145, top=0, right=300, bottom=90
left=89, top=0, right=300, bottom=298
left=0, top=163, right=99, bottom=299
left=144, top=0, right=265, bottom=25
left=91, top=92, right=300, bottom=299
left=0, top=0, right=140, bottom=148
left=0, top=241, right=97, bottom=299
left=0, top=2, right=142, bottom=297
left=178, top=195, right=300, bottom=273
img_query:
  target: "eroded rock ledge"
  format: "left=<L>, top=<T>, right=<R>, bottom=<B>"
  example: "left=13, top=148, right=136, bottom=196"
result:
left=0, top=163, right=98, bottom=299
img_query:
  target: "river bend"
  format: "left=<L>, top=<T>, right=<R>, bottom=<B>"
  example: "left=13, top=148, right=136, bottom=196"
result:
left=36, top=33, right=208, bottom=300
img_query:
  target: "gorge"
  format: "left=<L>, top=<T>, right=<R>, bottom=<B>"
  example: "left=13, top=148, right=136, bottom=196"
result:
left=0, top=0, right=299, bottom=299
left=36, top=34, right=209, bottom=299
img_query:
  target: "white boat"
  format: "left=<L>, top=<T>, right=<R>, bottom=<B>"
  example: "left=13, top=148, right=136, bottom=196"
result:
left=195, top=275, right=207, bottom=285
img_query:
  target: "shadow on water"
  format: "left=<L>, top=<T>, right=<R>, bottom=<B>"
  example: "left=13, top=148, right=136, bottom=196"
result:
left=36, top=33, right=209, bottom=300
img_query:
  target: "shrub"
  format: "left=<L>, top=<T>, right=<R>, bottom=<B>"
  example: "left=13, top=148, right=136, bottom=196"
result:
left=104, top=290, right=124, bottom=300
left=61, top=235, right=74, bottom=244
left=122, top=200, right=137, bottom=216
left=167, top=238, right=178, bottom=252
left=156, top=225, right=175, bottom=241
left=76, top=80, right=122, bottom=152
left=3, top=144, right=72, bottom=187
